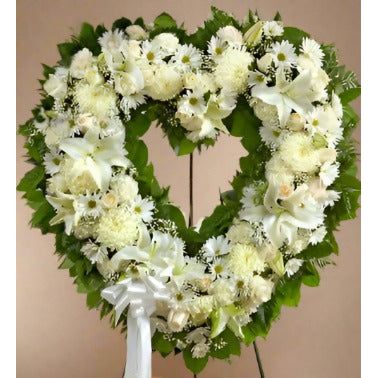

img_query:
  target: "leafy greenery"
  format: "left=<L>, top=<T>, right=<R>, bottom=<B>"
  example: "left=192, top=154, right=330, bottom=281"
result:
left=17, top=7, right=360, bottom=375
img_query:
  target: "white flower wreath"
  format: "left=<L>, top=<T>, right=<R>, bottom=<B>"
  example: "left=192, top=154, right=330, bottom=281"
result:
left=18, top=7, right=360, bottom=376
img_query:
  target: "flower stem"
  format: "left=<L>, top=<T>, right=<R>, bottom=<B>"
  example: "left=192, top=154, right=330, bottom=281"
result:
left=189, top=153, right=193, bottom=228
left=253, top=341, right=265, bottom=378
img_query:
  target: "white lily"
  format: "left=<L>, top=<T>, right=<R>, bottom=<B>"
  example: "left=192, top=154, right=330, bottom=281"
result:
left=46, top=192, right=79, bottom=234
left=59, top=129, right=130, bottom=191
left=251, top=69, right=314, bottom=126
left=240, top=184, right=324, bottom=247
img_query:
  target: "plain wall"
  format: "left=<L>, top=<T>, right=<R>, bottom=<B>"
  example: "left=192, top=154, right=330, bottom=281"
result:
left=16, top=0, right=361, bottom=377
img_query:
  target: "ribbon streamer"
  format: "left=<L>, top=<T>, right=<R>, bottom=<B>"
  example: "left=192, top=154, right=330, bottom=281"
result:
left=101, top=276, right=170, bottom=378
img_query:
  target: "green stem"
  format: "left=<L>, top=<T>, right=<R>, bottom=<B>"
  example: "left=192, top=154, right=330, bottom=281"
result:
left=253, top=341, right=265, bottom=378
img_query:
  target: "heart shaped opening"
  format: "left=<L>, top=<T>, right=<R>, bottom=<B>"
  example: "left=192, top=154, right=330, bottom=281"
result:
left=142, top=126, right=246, bottom=228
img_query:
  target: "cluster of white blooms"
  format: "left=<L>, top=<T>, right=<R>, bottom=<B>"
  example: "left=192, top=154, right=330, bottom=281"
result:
left=35, top=17, right=343, bottom=357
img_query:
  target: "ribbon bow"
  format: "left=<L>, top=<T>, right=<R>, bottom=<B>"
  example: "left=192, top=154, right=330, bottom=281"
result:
left=101, top=276, right=170, bottom=378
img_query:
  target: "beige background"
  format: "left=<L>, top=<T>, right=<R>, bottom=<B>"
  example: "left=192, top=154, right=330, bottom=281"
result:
left=16, top=0, right=361, bottom=377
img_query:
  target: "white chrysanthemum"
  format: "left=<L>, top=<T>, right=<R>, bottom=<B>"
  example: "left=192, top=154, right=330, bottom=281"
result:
left=183, top=72, right=218, bottom=92
left=75, top=192, right=104, bottom=218
left=99, top=30, right=124, bottom=54
left=228, top=244, right=266, bottom=277
left=300, top=38, right=324, bottom=68
left=279, top=133, right=320, bottom=173
left=145, top=64, right=183, bottom=100
left=75, top=83, right=117, bottom=118
left=97, top=207, right=141, bottom=250
left=259, top=124, right=282, bottom=147
left=309, top=225, right=327, bottom=245
left=263, top=21, right=284, bottom=37
left=151, top=33, right=179, bottom=56
left=70, top=48, right=94, bottom=79
left=110, top=174, right=139, bottom=203
left=285, top=258, right=303, bottom=277
left=214, top=47, right=252, bottom=93
left=209, top=257, right=228, bottom=278
left=320, top=161, right=340, bottom=186
left=125, top=25, right=147, bottom=40
left=202, top=235, right=230, bottom=260
left=170, top=44, right=202, bottom=72
left=252, top=99, right=279, bottom=127
left=128, top=194, right=155, bottom=223
left=81, top=241, right=108, bottom=264
left=43, top=150, right=63, bottom=175
left=227, top=222, right=254, bottom=244
left=217, top=26, right=243, bottom=45
left=269, top=40, right=297, bottom=68
left=73, top=217, right=99, bottom=240
left=191, top=342, right=210, bottom=359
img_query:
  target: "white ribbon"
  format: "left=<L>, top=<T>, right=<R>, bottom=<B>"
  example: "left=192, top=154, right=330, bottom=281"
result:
left=101, top=276, right=170, bottom=378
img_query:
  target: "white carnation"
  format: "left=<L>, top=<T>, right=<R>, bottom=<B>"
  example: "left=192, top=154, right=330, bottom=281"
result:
left=285, top=258, right=303, bottom=277
left=151, top=33, right=179, bottom=55
left=70, top=48, right=94, bottom=79
left=126, top=25, right=147, bottom=40
left=145, top=64, right=183, bottom=100
left=216, top=26, right=243, bottom=45
left=97, top=207, right=141, bottom=250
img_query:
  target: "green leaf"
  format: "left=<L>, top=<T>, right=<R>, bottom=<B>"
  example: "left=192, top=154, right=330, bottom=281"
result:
left=177, top=138, right=196, bottom=155
left=302, top=262, right=320, bottom=287
left=154, top=13, right=177, bottom=29
left=86, top=290, right=102, bottom=309
left=127, top=140, right=148, bottom=171
left=183, top=348, right=208, bottom=374
left=17, top=166, right=44, bottom=192
left=210, top=327, right=241, bottom=359
left=281, top=27, right=310, bottom=49
left=276, top=278, right=302, bottom=307
left=199, top=205, right=233, bottom=238
left=152, top=331, right=174, bottom=355
left=339, top=87, right=361, bottom=105
left=300, top=233, right=338, bottom=259
left=112, top=17, right=132, bottom=31
left=156, top=204, right=187, bottom=231
left=57, top=42, right=80, bottom=66
left=78, top=23, right=101, bottom=55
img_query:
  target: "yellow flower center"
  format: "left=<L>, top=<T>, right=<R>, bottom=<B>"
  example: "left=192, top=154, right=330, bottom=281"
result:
left=189, top=97, right=198, bottom=106
left=181, top=55, right=190, bottom=64
left=88, top=200, right=97, bottom=209
left=147, top=51, right=154, bottom=61
left=277, top=52, right=286, bottom=62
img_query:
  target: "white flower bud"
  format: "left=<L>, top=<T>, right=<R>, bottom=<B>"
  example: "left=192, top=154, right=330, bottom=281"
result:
left=167, top=309, right=189, bottom=332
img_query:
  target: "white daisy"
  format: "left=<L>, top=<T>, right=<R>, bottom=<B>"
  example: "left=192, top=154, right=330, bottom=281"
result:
left=128, top=195, right=155, bottom=223
left=263, top=21, right=284, bottom=37
left=140, top=40, right=164, bottom=64
left=269, top=40, right=297, bottom=68
left=43, top=150, right=64, bottom=175
left=170, top=44, right=202, bottom=72
left=248, top=70, right=269, bottom=87
left=300, top=38, right=324, bottom=67
left=202, top=236, right=230, bottom=261
left=177, top=89, right=207, bottom=116
left=207, top=36, right=227, bottom=61
left=209, top=257, right=229, bottom=278
left=75, top=192, right=104, bottom=218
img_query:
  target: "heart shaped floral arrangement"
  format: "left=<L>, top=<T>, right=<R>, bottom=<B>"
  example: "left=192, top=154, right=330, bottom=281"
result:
left=18, top=7, right=360, bottom=376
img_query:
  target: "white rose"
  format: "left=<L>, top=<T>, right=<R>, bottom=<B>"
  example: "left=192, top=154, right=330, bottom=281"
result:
left=126, top=25, right=148, bottom=40
left=76, top=113, right=96, bottom=132
left=151, top=33, right=179, bottom=55
left=101, top=191, right=119, bottom=208
left=216, top=26, right=243, bottom=45
left=167, top=309, right=190, bottom=332
left=257, top=53, right=274, bottom=73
